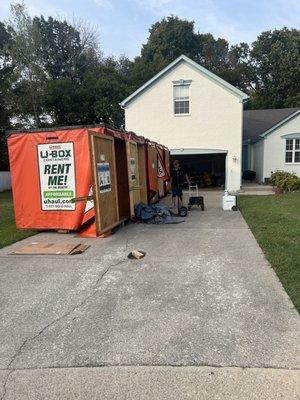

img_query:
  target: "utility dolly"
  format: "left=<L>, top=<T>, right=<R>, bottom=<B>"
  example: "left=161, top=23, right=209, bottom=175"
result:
left=188, top=183, right=204, bottom=211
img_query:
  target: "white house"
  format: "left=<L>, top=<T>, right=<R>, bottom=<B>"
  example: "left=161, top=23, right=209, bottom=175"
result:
left=243, top=108, right=300, bottom=182
left=120, top=55, right=248, bottom=192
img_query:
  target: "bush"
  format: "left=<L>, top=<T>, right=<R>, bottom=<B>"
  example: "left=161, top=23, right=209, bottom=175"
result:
left=270, top=170, right=300, bottom=192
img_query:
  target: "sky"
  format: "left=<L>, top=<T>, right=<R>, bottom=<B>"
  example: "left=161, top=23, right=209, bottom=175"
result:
left=0, top=0, right=299, bottom=59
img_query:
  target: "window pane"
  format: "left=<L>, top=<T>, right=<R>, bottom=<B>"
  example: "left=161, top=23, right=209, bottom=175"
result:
left=174, top=100, right=189, bottom=114
left=180, top=85, right=189, bottom=98
left=183, top=101, right=189, bottom=113
left=295, top=139, right=300, bottom=150
left=285, top=151, right=293, bottom=163
left=286, top=139, right=293, bottom=150
left=295, top=151, right=300, bottom=163
left=174, top=86, right=181, bottom=98
left=174, top=84, right=189, bottom=100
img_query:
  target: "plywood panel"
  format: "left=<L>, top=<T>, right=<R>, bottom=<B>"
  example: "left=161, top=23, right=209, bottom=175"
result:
left=137, top=144, right=148, bottom=204
left=126, top=141, right=141, bottom=216
left=114, top=138, right=130, bottom=219
left=158, top=178, right=164, bottom=198
left=89, top=132, right=119, bottom=235
left=164, top=150, right=171, bottom=194
left=157, top=146, right=166, bottom=198
left=147, top=145, right=158, bottom=204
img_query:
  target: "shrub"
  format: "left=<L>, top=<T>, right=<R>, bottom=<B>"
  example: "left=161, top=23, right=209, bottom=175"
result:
left=270, top=170, right=300, bottom=192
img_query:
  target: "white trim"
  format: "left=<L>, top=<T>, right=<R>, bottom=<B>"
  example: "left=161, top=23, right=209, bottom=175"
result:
left=281, top=132, right=300, bottom=139
left=285, top=138, right=300, bottom=164
left=120, top=54, right=248, bottom=107
left=172, top=79, right=192, bottom=86
left=260, top=110, right=300, bottom=138
left=173, top=82, right=190, bottom=116
left=171, top=148, right=228, bottom=155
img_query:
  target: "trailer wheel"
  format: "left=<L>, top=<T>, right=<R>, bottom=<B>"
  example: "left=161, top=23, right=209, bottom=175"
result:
left=178, top=206, right=188, bottom=217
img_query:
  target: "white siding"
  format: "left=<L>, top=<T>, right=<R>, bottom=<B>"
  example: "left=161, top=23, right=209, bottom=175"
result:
left=263, top=114, right=300, bottom=180
left=124, top=62, right=243, bottom=191
left=252, top=141, right=264, bottom=183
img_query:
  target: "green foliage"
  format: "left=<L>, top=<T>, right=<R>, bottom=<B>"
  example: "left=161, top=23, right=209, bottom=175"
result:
left=0, top=5, right=299, bottom=160
left=140, top=16, right=198, bottom=70
left=35, top=16, right=86, bottom=80
left=270, top=170, right=300, bottom=191
left=44, top=58, right=131, bottom=127
left=130, top=16, right=255, bottom=92
left=249, top=28, right=300, bottom=109
left=0, top=22, right=14, bottom=170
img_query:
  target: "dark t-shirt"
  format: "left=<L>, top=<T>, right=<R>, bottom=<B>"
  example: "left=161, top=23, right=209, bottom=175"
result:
left=171, top=168, right=185, bottom=188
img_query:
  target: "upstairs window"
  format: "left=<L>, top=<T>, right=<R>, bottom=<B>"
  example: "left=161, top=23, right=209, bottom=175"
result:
left=285, top=138, right=300, bottom=163
left=174, top=84, right=190, bottom=115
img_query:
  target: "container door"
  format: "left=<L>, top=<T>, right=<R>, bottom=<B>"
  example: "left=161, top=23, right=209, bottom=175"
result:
left=89, top=131, right=119, bottom=235
left=147, top=145, right=158, bottom=203
left=157, top=147, right=165, bottom=198
left=164, top=150, right=171, bottom=193
left=137, top=144, right=148, bottom=204
left=126, top=140, right=141, bottom=216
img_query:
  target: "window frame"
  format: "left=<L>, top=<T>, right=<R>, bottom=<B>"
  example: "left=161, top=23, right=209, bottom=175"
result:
left=285, top=138, right=300, bottom=164
left=173, top=80, right=191, bottom=117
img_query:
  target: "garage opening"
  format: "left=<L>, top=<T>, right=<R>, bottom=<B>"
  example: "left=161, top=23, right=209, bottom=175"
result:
left=170, top=152, right=226, bottom=188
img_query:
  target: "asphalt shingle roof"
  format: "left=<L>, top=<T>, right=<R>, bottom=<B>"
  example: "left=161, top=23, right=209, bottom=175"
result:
left=243, top=108, right=299, bottom=141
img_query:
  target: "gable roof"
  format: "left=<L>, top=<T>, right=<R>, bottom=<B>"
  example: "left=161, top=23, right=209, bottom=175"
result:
left=120, top=54, right=248, bottom=107
left=243, top=108, right=300, bottom=142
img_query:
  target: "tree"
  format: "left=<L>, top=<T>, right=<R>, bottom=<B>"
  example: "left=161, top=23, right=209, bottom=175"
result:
left=35, top=16, right=100, bottom=80
left=0, top=22, right=14, bottom=170
left=130, top=16, right=199, bottom=86
left=129, top=16, right=254, bottom=94
left=249, top=28, right=300, bottom=109
left=8, top=2, right=48, bottom=127
left=44, top=57, right=132, bottom=127
left=195, top=33, right=229, bottom=73
left=222, top=43, right=255, bottom=92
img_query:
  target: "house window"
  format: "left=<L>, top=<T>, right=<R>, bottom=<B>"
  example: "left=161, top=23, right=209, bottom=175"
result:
left=285, top=138, right=300, bottom=163
left=174, top=84, right=190, bottom=115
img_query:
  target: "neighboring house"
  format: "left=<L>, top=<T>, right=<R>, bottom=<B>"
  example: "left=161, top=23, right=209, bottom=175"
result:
left=120, top=55, right=248, bottom=192
left=243, top=108, right=300, bottom=182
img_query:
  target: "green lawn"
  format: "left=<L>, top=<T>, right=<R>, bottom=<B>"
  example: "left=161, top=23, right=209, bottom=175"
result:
left=238, top=192, right=300, bottom=312
left=0, top=191, right=37, bottom=249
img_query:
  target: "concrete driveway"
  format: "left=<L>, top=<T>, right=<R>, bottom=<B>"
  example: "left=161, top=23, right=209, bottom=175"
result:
left=0, top=190, right=299, bottom=399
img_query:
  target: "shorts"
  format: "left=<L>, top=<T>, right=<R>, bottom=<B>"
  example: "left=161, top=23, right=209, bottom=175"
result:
left=172, top=187, right=183, bottom=197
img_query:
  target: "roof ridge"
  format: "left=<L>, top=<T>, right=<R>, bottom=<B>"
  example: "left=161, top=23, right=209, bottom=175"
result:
left=120, top=54, right=248, bottom=107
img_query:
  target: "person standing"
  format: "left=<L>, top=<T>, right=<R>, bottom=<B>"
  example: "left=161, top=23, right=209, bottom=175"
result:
left=170, top=160, right=189, bottom=208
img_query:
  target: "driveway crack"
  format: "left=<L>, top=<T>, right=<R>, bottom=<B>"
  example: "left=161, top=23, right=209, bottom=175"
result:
left=0, top=258, right=127, bottom=400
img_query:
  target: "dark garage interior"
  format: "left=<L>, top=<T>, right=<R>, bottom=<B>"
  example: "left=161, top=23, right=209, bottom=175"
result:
left=170, top=153, right=226, bottom=188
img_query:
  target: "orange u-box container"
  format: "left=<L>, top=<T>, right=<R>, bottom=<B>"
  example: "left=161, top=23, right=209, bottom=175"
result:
left=7, top=127, right=107, bottom=231
left=8, top=125, right=170, bottom=233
